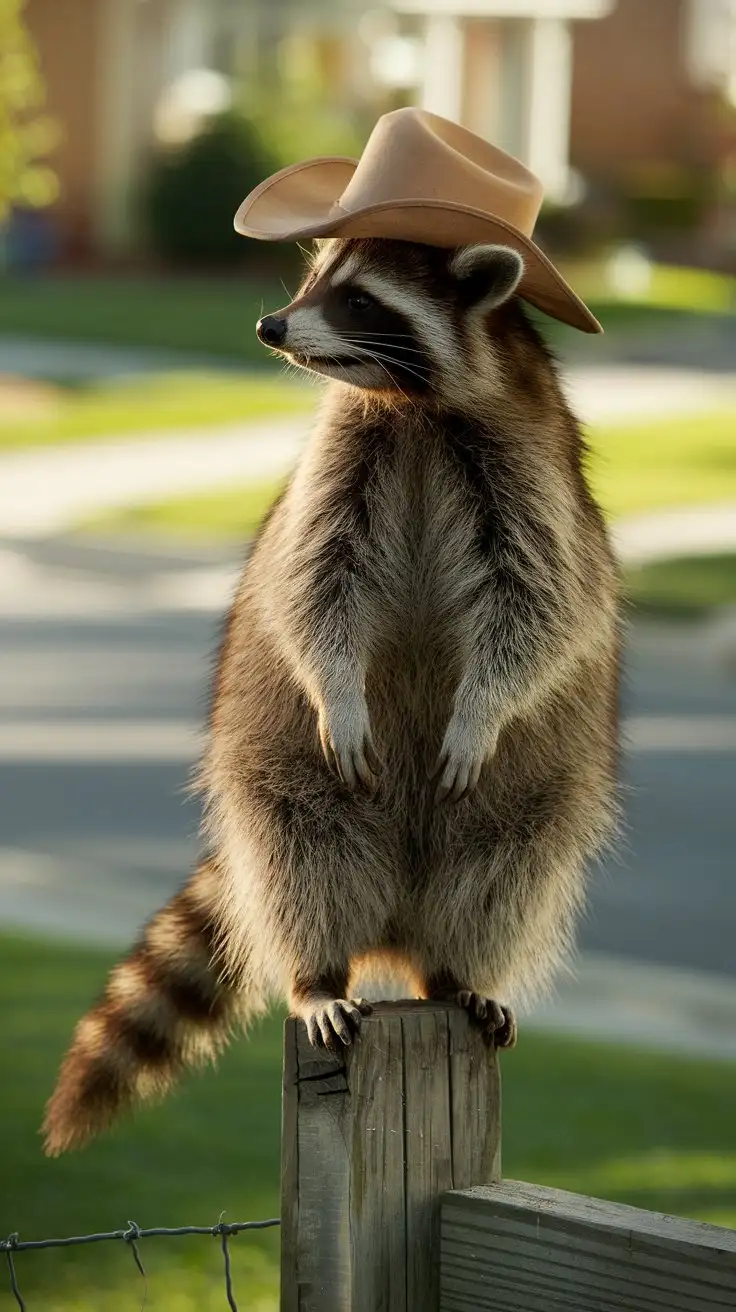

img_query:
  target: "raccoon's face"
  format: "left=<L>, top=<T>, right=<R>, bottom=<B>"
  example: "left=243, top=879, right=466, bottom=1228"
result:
left=255, top=238, right=524, bottom=404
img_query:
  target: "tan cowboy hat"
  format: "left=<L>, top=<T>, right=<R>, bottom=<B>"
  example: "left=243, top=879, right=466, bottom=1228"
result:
left=234, top=106, right=601, bottom=334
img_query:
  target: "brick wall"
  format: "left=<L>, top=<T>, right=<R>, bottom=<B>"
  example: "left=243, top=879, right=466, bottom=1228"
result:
left=570, top=0, right=721, bottom=180
left=25, top=0, right=105, bottom=258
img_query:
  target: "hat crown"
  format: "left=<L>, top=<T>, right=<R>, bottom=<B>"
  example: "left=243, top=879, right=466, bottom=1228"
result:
left=233, top=106, right=601, bottom=333
left=336, top=108, right=544, bottom=237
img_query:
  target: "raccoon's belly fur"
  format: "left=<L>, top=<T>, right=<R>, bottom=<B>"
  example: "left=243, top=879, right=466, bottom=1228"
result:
left=205, top=550, right=618, bottom=1006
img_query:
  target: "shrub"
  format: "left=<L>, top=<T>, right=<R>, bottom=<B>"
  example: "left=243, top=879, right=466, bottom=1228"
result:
left=142, top=111, right=278, bottom=267
left=621, top=164, right=712, bottom=238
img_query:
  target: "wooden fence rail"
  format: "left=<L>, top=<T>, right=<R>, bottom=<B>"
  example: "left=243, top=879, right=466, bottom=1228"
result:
left=439, top=1182, right=736, bottom=1311
left=279, top=1001, right=736, bottom=1311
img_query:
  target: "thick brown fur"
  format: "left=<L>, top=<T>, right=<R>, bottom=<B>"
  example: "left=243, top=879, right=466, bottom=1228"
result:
left=44, top=238, right=620, bottom=1154
left=43, top=858, right=261, bottom=1154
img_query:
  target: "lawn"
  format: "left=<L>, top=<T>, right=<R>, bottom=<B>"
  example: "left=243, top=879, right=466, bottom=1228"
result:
left=0, top=268, right=727, bottom=363
left=0, top=266, right=730, bottom=452
left=1, top=933, right=282, bottom=1312
left=0, top=372, right=311, bottom=451
left=0, top=273, right=297, bottom=362
left=586, top=410, right=736, bottom=520
left=558, top=260, right=735, bottom=316
left=2, top=932, right=735, bottom=1310
left=2, top=261, right=731, bottom=350
left=81, top=479, right=285, bottom=542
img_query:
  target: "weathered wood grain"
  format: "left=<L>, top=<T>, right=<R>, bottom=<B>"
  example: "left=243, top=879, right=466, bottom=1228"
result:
left=439, top=1181, right=736, bottom=1311
left=348, top=1009, right=406, bottom=1312
left=404, top=1007, right=454, bottom=1309
left=279, top=1016, right=300, bottom=1311
left=281, top=1001, right=501, bottom=1311
left=447, top=1007, right=501, bottom=1187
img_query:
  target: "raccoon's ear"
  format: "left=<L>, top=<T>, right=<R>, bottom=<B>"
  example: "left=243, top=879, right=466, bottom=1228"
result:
left=449, top=244, right=524, bottom=309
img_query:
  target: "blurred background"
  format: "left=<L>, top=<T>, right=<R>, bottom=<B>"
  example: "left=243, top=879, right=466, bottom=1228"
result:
left=1, top=0, right=735, bottom=1307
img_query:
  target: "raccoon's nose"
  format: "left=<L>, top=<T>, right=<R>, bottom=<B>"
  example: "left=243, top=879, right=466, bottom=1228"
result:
left=256, top=315, right=287, bottom=347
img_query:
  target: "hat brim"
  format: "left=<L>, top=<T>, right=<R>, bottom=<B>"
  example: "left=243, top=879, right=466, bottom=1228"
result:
left=234, top=158, right=602, bottom=335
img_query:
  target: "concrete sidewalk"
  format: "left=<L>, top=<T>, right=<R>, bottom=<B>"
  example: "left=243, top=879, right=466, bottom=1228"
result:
left=529, top=953, right=736, bottom=1061
left=612, top=503, right=736, bottom=565
left=3, top=521, right=736, bottom=621
left=0, top=418, right=306, bottom=538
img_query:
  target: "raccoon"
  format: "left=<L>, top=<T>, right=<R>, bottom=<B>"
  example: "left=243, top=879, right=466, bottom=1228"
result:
left=44, top=237, right=620, bottom=1154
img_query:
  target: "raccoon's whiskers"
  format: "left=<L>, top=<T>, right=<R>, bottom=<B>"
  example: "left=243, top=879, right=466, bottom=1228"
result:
left=348, top=344, right=431, bottom=389
left=346, top=345, right=423, bottom=411
left=342, top=335, right=430, bottom=358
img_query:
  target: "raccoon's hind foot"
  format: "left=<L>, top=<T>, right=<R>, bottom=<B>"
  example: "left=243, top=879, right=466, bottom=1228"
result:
left=305, top=998, right=373, bottom=1051
left=456, top=991, right=517, bottom=1049
left=305, top=997, right=369, bottom=1049
left=290, top=971, right=372, bottom=1052
left=425, top=973, right=516, bottom=1049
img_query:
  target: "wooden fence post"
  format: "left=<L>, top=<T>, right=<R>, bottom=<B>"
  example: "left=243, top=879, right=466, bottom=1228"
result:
left=280, top=1000, right=501, bottom=1312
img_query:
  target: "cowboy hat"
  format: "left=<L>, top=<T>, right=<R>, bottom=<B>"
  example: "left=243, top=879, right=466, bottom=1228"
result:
left=234, top=107, right=601, bottom=334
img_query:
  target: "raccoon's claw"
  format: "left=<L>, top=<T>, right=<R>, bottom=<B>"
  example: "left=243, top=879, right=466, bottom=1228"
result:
left=456, top=991, right=517, bottom=1049
left=433, top=746, right=484, bottom=804
left=433, top=714, right=497, bottom=804
left=318, top=707, right=383, bottom=794
left=305, top=999, right=372, bottom=1052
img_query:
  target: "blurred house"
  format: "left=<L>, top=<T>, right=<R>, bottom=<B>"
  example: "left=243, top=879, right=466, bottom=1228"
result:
left=23, top=0, right=736, bottom=265
left=393, top=0, right=736, bottom=257
left=390, top=0, right=614, bottom=202
left=570, top=0, right=736, bottom=260
left=573, top=0, right=736, bottom=181
left=23, top=0, right=368, bottom=263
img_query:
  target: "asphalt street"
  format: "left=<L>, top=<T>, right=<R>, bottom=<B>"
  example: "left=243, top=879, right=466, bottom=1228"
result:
left=0, top=537, right=734, bottom=982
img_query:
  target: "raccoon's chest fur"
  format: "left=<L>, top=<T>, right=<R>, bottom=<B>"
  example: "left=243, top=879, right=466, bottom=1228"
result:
left=368, top=424, right=480, bottom=645
left=372, top=425, right=477, bottom=619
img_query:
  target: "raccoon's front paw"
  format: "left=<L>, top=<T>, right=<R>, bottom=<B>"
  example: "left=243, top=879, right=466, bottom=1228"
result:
left=433, top=714, right=498, bottom=804
left=318, top=698, right=383, bottom=794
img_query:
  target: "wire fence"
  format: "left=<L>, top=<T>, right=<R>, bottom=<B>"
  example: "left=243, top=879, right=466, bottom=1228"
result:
left=1, top=1216, right=281, bottom=1311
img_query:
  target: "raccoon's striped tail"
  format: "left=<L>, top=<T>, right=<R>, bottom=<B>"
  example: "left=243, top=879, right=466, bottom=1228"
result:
left=43, top=858, right=257, bottom=1156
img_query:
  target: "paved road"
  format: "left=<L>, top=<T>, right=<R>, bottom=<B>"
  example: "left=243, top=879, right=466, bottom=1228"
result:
left=0, top=539, right=734, bottom=987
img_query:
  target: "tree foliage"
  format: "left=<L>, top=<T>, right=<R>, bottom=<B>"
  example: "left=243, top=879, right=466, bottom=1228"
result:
left=0, top=0, right=58, bottom=222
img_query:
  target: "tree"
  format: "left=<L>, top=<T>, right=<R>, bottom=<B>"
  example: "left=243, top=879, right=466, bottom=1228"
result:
left=0, top=0, right=58, bottom=223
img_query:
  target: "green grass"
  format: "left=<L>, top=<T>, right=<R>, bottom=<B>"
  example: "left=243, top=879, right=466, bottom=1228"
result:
left=587, top=410, right=736, bottom=520
left=1, top=934, right=282, bottom=1311
left=625, top=554, right=736, bottom=619
left=0, top=274, right=294, bottom=362
left=503, top=1035, right=736, bottom=1228
left=559, top=260, right=735, bottom=316
left=0, top=372, right=311, bottom=451
left=81, top=479, right=285, bottom=541
left=2, top=932, right=735, bottom=1309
